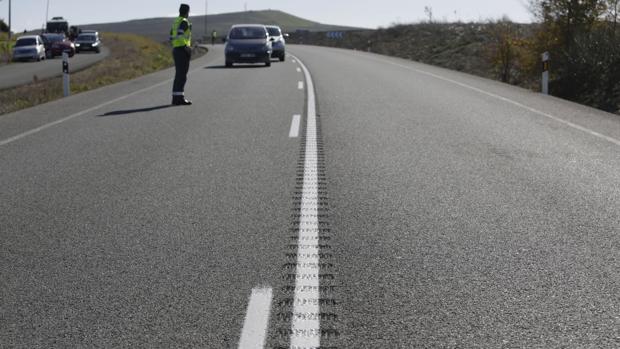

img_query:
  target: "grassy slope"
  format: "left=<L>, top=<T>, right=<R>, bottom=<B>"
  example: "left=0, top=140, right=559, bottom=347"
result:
left=0, top=33, right=180, bottom=115
left=289, top=22, right=618, bottom=114
left=82, top=10, right=363, bottom=43
left=288, top=22, right=535, bottom=87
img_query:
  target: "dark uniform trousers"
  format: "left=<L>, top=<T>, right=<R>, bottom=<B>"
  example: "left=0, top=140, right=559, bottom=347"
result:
left=173, top=46, right=192, bottom=95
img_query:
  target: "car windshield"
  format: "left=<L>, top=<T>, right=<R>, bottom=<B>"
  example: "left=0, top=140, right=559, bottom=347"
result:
left=78, top=35, right=96, bottom=41
left=44, top=35, right=64, bottom=43
left=229, top=27, right=267, bottom=40
left=267, top=27, right=281, bottom=37
left=15, top=38, right=37, bottom=47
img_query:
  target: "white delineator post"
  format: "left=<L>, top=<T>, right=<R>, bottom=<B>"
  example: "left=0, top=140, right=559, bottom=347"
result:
left=62, top=52, right=70, bottom=97
left=542, top=51, right=550, bottom=95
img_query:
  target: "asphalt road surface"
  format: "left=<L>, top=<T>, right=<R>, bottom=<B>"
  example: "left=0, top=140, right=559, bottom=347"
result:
left=0, top=47, right=110, bottom=90
left=1, top=45, right=618, bottom=348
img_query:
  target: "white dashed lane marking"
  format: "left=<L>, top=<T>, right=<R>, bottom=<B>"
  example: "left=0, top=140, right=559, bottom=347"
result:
left=289, top=114, right=301, bottom=138
left=238, top=288, right=273, bottom=349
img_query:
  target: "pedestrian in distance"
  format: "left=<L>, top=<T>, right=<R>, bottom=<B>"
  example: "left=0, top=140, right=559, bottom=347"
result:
left=170, top=3, right=193, bottom=106
left=211, top=30, right=217, bottom=46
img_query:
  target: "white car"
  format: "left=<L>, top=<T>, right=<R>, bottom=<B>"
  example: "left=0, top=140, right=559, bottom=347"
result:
left=266, top=25, right=288, bottom=62
left=12, top=35, right=46, bottom=62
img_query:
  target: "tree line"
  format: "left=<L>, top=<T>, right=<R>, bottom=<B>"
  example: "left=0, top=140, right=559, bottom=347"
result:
left=490, top=0, right=620, bottom=113
left=0, top=19, right=8, bottom=33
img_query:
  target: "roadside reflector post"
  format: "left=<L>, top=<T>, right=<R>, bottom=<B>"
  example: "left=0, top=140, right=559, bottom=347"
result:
left=541, top=51, right=550, bottom=95
left=62, top=51, right=70, bottom=97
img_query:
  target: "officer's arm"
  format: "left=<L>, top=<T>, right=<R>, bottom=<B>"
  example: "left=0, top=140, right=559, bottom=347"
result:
left=178, top=21, right=189, bottom=35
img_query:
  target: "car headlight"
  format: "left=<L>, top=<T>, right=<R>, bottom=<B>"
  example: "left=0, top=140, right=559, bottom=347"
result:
left=92, top=42, right=99, bottom=46
left=75, top=43, right=81, bottom=47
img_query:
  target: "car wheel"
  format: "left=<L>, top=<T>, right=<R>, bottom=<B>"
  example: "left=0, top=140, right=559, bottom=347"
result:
left=279, top=54, right=285, bottom=62
left=225, top=60, right=233, bottom=68
left=95, top=48, right=100, bottom=54
left=265, top=60, right=271, bottom=67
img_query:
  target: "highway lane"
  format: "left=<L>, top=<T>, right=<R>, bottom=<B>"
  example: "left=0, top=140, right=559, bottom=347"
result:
left=0, top=47, right=110, bottom=90
left=1, top=43, right=619, bottom=348
left=0, top=48, right=304, bottom=347
left=289, top=45, right=619, bottom=348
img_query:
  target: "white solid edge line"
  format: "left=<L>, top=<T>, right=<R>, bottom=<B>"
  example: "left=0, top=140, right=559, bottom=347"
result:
left=298, top=81, right=304, bottom=90
left=238, top=287, right=273, bottom=349
left=0, top=62, right=207, bottom=147
left=289, top=54, right=321, bottom=348
left=0, top=79, right=169, bottom=147
left=363, top=55, right=620, bottom=147
left=289, top=114, right=301, bottom=138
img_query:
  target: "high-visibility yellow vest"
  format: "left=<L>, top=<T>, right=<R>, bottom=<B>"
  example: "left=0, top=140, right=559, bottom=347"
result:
left=170, top=17, right=191, bottom=48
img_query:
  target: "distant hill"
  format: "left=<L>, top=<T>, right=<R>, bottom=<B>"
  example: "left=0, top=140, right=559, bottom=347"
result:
left=81, top=10, right=362, bottom=43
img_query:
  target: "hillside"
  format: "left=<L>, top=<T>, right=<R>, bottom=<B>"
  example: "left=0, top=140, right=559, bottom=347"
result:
left=287, top=21, right=619, bottom=114
left=287, top=23, right=533, bottom=83
left=82, top=10, right=362, bottom=43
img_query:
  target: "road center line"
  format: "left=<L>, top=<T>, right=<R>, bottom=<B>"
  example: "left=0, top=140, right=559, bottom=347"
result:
left=296, top=67, right=302, bottom=73
left=289, top=55, right=321, bottom=348
left=298, top=81, right=304, bottom=90
left=289, top=114, right=301, bottom=138
left=238, top=287, right=273, bottom=349
left=364, top=55, right=620, bottom=147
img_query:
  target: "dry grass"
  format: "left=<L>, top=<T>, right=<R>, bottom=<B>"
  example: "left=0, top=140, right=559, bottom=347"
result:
left=0, top=33, right=206, bottom=115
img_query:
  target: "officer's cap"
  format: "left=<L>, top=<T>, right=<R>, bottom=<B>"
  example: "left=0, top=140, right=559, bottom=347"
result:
left=179, top=4, right=190, bottom=15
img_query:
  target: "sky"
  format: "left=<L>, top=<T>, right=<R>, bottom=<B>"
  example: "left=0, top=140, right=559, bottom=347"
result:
left=1, top=0, right=534, bottom=33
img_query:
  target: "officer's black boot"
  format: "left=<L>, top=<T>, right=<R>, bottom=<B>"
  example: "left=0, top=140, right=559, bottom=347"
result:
left=172, top=96, right=192, bottom=106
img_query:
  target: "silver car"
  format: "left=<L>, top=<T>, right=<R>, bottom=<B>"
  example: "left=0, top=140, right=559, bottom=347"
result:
left=12, top=35, right=46, bottom=62
left=266, top=25, right=288, bottom=62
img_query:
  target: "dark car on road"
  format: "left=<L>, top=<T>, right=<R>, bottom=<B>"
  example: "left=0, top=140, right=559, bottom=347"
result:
left=225, top=24, right=273, bottom=67
left=266, top=25, right=288, bottom=62
left=41, top=33, right=75, bottom=58
left=75, top=32, right=101, bottom=53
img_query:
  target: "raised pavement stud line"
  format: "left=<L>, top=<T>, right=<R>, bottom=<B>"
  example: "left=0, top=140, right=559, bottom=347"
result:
left=298, top=81, right=304, bottom=90
left=238, top=288, right=273, bottom=349
left=290, top=55, right=321, bottom=348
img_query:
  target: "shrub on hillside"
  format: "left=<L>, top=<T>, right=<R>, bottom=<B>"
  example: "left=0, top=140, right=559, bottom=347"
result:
left=0, top=19, right=8, bottom=33
left=527, top=0, right=620, bottom=112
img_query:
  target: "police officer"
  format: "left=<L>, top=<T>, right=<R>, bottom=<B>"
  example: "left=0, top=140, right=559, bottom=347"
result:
left=170, top=4, right=192, bottom=106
